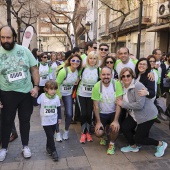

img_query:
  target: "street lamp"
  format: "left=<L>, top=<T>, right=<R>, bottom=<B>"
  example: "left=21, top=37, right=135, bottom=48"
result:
left=6, top=0, right=11, bottom=26
left=136, top=0, right=144, bottom=59
left=85, top=22, right=91, bottom=42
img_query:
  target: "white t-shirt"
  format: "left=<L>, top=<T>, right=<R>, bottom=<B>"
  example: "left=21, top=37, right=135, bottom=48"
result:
left=78, top=67, right=99, bottom=97
left=37, top=93, right=61, bottom=126
left=39, top=63, right=50, bottom=86
left=51, top=62, right=58, bottom=80
left=115, top=60, right=136, bottom=77
left=99, top=83, right=116, bottom=114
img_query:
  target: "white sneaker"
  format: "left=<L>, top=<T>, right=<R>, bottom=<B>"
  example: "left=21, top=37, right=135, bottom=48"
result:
left=55, top=132, right=62, bottom=142
left=22, top=146, right=31, bottom=158
left=63, top=130, right=69, bottom=140
left=0, top=149, right=8, bottom=161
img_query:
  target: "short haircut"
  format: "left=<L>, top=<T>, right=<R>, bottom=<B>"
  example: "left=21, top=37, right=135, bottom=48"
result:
left=44, top=80, right=58, bottom=91
left=119, top=47, right=130, bottom=54
left=99, top=43, right=109, bottom=49
left=0, top=25, right=17, bottom=42
left=85, top=41, right=94, bottom=51
left=152, top=48, right=160, bottom=55
left=101, top=66, right=112, bottom=73
left=119, top=67, right=135, bottom=80
left=72, top=47, right=80, bottom=54
left=86, top=51, right=99, bottom=68
left=147, top=55, right=156, bottom=61
left=166, top=52, right=170, bottom=58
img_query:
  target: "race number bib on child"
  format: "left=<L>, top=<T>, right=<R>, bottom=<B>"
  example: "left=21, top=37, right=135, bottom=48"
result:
left=82, top=84, right=94, bottom=93
left=62, top=85, right=72, bottom=93
left=7, top=71, right=25, bottom=82
left=43, top=106, right=57, bottom=116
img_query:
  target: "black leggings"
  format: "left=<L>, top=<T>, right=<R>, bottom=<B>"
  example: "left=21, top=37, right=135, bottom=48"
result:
left=121, top=115, right=159, bottom=146
left=1, top=91, right=33, bottom=148
left=77, top=96, right=93, bottom=133
left=43, top=124, right=56, bottom=152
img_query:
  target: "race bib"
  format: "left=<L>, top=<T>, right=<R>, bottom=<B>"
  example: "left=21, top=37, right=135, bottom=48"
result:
left=43, top=106, right=57, bottom=116
left=40, top=74, right=48, bottom=80
left=62, top=85, right=72, bottom=93
left=7, top=70, right=25, bottom=82
left=82, top=84, right=94, bottom=93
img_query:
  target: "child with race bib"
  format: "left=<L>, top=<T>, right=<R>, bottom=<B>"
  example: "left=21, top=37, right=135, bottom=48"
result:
left=37, top=80, right=61, bottom=161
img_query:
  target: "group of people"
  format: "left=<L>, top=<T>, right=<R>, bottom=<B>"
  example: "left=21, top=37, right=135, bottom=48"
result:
left=0, top=25, right=169, bottom=162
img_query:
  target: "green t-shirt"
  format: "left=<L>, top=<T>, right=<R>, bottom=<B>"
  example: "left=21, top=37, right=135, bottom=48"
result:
left=91, top=80, right=123, bottom=113
left=0, top=44, right=37, bottom=93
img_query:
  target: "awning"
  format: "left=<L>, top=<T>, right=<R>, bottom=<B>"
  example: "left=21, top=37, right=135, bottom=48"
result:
left=146, top=23, right=170, bottom=32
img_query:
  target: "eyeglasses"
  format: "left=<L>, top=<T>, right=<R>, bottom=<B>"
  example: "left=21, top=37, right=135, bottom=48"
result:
left=121, top=74, right=131, bottom=79
left=106, top=61, right=114, bottom=64
left=71, top=59, right=80, bottom=63
left=100, top=48, right=108, bottom=52
left=42, top=57, right=48, bottom=59
left=93, top=47, right=97, bottom=49
left=149, top=60, right=156, bottom=63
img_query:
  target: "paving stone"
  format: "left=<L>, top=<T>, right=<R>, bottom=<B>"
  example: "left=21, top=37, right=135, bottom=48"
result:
left=1, top=162, right=23, bottom=170
left=67, top=156, right=90, bottom=169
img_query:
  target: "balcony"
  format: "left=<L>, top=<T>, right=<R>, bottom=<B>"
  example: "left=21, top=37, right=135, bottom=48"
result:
left=99, top=24, right=109, bottom=37
left=109, top=5, right=151, bottom=34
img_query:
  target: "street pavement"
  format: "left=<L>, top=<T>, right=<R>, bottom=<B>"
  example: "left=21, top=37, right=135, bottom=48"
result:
left=0, top=106, right=170, bottom=170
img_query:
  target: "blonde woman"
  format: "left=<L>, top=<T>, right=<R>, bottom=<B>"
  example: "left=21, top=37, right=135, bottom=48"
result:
left=77, top=51, right=100, bottom=144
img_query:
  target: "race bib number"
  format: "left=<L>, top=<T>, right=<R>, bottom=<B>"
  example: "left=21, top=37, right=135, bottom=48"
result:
left=43, top=107, right=57, bottom=116
left=7, top=71, right=25, bottom=82
left=40, top=74, right=48, bottom=80
left=82, top=84, right=94, bottom=93
left=62, top=85, right=72, bottom=93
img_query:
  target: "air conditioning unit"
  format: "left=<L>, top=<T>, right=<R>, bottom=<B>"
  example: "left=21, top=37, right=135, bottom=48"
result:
left=158, top=1, right=170, bottom=18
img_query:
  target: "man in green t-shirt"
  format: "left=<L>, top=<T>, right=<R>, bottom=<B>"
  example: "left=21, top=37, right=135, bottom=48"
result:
left=0, top=26, right=39, bottom=161
left=91, top=66, right=123, bottom=155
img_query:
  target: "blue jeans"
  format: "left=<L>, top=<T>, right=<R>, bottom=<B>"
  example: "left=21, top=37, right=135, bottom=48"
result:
left=62, top=95, right=73, bottom=130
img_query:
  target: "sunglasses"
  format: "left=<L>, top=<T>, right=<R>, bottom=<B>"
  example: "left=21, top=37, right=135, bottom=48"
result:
left=42, top=57, right=48, bottom=59
left=121, top=74, right=131, bottom=79
left=149, top=60, right=156, bottom=63
left=100, top=48, right=108, bottom=52
left=93, top=47, right=97, bottom=49
left=106, top=61, right=114, bottom=64
left=71, top=59, right=80, bottom=63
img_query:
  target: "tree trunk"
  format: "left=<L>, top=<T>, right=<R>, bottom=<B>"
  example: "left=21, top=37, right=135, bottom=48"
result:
left=17, top=19, right=21, bottom=44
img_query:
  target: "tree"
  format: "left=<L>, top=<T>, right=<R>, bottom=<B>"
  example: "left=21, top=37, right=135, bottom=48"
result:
left=99, top=0, right=135, bottom=52
left=40, top=0, right=88, bottom=50
left=0, top=0, right=40, bottom=44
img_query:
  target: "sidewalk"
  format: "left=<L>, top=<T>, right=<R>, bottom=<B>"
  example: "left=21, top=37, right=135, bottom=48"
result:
left=0, top=106, right=170, bottom=170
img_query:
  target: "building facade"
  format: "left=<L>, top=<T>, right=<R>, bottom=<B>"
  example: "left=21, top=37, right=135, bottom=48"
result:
left=97, top=0, right=170, bottom=58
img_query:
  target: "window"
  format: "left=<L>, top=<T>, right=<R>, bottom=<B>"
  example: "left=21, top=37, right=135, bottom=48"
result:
left=41, top=27, right=50, bottom=33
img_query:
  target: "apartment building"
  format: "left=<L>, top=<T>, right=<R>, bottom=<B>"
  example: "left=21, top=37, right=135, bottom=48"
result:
left=38, top=0, right=70, bottom=52
left=97, top=0, right=170, bottom=58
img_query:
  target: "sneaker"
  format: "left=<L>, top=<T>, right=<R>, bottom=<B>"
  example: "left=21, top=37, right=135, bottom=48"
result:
left=80, top=133, right=86, bottom=144
left=22, top=146, right=31, bottom=158
left=86, top=132, right=93, bottom=142
left=0, top=149, right=8, bottom=161
left=63, top=130, right=69, bottom=140
left=55, top=132, right=62, bottom=142
left=155, top=141, right=168, bottom=157
left=121, top=145, right=139, bottom=153
left=52, top=151, right=58, bottom=161
left=100, top=138, right=106, bottom=146
left=107, top=144, right=115, bottom=155
left=46, top=146, right=52, bottom=156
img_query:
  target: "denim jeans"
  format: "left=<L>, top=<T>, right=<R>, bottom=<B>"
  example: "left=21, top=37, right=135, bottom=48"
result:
left=62, top=95, right=73, bottom=130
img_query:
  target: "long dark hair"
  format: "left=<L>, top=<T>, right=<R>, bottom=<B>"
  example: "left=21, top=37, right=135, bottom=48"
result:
left=135, top=58, right=151, bottom=78
left=100, top=56, right=116, bottom=68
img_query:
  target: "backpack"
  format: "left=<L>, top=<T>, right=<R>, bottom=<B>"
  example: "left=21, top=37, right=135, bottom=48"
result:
left=56, top=66, right=68, bottom=81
